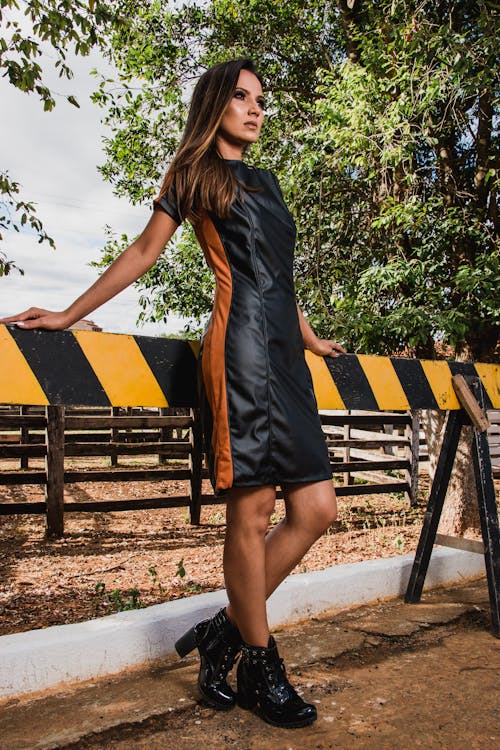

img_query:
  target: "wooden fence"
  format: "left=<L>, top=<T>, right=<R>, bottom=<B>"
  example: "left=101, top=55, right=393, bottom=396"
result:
left=1, top=327, right=498, bottom=538
left=0, top=403, right=426, bottom=536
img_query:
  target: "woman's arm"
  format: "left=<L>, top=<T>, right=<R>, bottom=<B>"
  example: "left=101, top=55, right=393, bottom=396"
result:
left=0, top=210, right=179, bottom=330
left=296, top=303, right=346, bottom=357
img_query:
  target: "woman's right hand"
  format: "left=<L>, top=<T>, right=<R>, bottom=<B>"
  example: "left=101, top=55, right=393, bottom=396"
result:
left=0, top=308, right=71, bottom=330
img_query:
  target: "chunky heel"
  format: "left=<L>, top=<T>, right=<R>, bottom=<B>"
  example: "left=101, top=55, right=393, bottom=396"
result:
left=175, top=625, right=198, bottom=658
left=174, top=608, right=243, bottom=710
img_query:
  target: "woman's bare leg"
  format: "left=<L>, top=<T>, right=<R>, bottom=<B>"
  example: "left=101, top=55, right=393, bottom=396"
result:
left=263, top=479, right=337, bottom=594
left=225, top=479, right=337, bottom=638
left=223, top=484, right=276, bottom=647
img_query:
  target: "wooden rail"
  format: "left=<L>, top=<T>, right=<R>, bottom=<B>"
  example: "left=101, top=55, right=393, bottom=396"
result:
left=0, top=404, right=424, bottom=535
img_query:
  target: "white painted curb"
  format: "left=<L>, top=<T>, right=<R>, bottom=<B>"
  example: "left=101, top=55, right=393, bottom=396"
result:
left=0, top=547, right=484, bottom=700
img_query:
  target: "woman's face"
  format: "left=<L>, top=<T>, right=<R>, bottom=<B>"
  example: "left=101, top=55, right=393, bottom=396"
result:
left=217, top=69, right=265, bottom=155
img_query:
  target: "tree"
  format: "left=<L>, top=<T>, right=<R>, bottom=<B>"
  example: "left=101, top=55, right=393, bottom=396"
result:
left=292, top=0, right=498, bottom=362
left=0, top=0, right=122, bottom=276
left=93, top=1, right=498, bottom=357
left=293, top=0, right=498, bottom=536
left=93, top=0, right=498, bottom=533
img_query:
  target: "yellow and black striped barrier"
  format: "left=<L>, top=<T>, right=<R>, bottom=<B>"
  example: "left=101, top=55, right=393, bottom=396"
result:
left=0, top=325, right=200, bottom=407
left=305, top=350, right=499, bottom=411
left=1, top=324, right=499, bottom=409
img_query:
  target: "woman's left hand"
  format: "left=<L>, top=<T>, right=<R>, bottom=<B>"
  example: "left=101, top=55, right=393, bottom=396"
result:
left=308, top=338, right=347, bottom=358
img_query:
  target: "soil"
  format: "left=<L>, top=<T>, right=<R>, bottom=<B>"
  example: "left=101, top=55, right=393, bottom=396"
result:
left=0, top=456, right=430, bottom=636
left=60, top=618, right=500, bottom=750
left=2, top=580, right=498, bottom=750
left=2, top=454, right=499, bottom=750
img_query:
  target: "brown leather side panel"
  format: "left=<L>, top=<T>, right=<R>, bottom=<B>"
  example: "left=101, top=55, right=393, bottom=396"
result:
left=195, top=214, right=233, bottom=491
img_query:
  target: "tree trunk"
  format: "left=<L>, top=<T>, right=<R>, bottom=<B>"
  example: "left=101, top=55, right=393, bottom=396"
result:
left=421, top=409, right=480, bottom=538
left=337, top=1, right=364, bottom=63
left=475, top=88, right=492, bottom=212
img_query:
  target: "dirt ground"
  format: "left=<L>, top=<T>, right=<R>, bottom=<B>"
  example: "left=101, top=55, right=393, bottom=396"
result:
left=1, top=579, right=498, bottom=750
left=0, top=457, right=429, bottom=636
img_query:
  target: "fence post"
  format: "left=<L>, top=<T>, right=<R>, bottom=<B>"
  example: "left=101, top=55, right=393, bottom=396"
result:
left=110, top=406, right=120, bottom=467
left=20, top=404, right=29, bottom=470
left=343, top=412, right=352, bottom=486
left=405, top=409, right=420, bottom=506
left=383, top=420, right=395, bottom=455
left=189, top=407, right=202, bottom=524
left=45, top=405, right=65, bottom=537
left=159, top=407, right=169, bottom=465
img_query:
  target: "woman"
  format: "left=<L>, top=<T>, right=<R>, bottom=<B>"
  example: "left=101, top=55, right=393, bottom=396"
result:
left=0, top=58, right=345, bottom=729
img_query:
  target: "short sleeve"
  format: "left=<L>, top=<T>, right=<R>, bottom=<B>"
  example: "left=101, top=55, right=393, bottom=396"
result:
left=153, top=180, right=182, bottom=225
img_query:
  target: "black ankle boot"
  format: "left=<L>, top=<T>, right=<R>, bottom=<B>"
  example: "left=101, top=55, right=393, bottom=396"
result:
left=236, top=635, right=317, bottom=728
left=174, top=607, right=242, bottom=710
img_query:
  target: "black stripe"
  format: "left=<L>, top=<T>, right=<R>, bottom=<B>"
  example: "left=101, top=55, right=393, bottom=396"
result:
left=8, top=328, right=110, bottom=406
left=391, top=357, right=439, bottom=409
left=448, top=361, right=493, bottom=410
left=324, top=354, right=379, bottom=410
left=134, top=335, right=199, bottom=407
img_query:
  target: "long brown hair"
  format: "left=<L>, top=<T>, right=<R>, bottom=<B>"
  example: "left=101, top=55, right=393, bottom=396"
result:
left=154, top=58, right=262, bottom=223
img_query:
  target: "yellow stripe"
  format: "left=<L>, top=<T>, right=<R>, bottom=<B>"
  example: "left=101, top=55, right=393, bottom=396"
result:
left=420, top=360, right=460, bottom=409
left=357, top=355, right=410, bottom=410
left=0, top=326, right=48, bottom=405
left=475, top=363, right=500, bottom=409
left=305, top=351, right=346, bottom=409
left=73, top=330, right=168, bottom=407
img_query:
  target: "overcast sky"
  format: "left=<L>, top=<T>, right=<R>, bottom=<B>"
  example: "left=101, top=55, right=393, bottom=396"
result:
left=1, top=36, right=189, bottom=336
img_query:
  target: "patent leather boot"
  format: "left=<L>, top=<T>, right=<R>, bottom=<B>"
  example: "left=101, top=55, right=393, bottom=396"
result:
left=236, top=635, right=317, bottom=728
left=174, top=607, right=242, bottom=710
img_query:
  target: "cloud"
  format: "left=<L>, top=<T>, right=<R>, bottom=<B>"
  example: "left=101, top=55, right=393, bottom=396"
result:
left=1, top=39, right=189, bottom=336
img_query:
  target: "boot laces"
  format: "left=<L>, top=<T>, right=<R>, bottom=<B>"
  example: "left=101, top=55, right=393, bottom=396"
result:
left=212, top=608, right=227, bottom=631
left=263, top=656, right=297, bottom=699
left=200, top=609, right=241, bottom=685
left=265, top=656, right=285, bottom=681
left=213, top=642, right=239, bottom=684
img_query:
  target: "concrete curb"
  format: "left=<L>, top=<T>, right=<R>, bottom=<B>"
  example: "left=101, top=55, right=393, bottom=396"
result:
left=0, top=547, right=484, bottom=700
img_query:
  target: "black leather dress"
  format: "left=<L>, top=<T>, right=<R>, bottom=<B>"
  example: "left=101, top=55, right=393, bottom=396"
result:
left=155, top=159, right=332, bottom=496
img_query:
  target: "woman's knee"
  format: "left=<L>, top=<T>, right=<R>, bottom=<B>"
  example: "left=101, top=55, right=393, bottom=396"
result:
left=285, top=486, right=338, bottom=534
left=226, top=485, right=276, bottom=536
left=315, top=494, right=338, bottom=531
